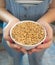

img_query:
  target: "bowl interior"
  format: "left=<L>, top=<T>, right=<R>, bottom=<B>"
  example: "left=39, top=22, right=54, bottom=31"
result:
left=10, top=20, right=46, bottom=47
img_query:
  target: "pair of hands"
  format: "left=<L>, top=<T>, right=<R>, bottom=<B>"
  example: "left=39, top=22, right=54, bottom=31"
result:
left=3, top=18, right=53, bottom=54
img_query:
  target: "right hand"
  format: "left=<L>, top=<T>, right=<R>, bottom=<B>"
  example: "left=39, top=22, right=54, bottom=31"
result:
left=3, top=18, right=27, bottom=54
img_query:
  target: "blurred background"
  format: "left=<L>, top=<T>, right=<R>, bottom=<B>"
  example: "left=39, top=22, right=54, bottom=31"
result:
left=0, top=21, right=55, bottom=65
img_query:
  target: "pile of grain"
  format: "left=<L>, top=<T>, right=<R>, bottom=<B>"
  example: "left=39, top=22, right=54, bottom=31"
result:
left=12, top=22, right=45, bottom=45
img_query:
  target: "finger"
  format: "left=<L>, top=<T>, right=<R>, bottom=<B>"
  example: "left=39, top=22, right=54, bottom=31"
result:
left=3, top=28, right=11, bottom=41
left=44, top=32, right=53, bottom=43
left=38, top=21, right=53, bottom=43
left=3, top=22, right=13, bottom=40
left=28, top=48, right=42, bottom=54
left=7, top=41, right=21, bottom=49
left=5, top=35, right=13, bottom=42
left=3, top=29, right=13, bottom=43
left=20, top=48, right=27, bottom=54
left=3, top=31, right=11, bottom=41
left=44, top=24, right=53, bottom=43
left=14, top=46, right=27, bottom=54
left=7, top=41, right=27, bottom=54
left=37, top=40, right=52, bottom=49
left=43, top=37, right=52, bottom=43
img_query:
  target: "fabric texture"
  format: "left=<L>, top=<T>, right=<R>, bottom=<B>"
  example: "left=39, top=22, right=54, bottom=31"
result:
left=14, top=0, right=44, bottom=4
left=2, top=0, right=55, bottom=65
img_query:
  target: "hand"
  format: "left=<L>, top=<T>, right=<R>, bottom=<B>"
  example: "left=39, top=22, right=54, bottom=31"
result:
left=28, top=20, right=53, bottom=54
left=3, top=18, right=27, bottom=54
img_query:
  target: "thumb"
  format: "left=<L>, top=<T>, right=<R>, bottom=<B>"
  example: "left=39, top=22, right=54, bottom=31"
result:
left=3, top=25, right=13, bottom=42
left=3, top=30, right=12, bottom=42
left=43, top=36, right=52, bottom=43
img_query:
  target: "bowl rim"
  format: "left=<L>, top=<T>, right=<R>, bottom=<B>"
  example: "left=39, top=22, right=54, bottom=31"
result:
left=10, top=20, right=46, bottom=47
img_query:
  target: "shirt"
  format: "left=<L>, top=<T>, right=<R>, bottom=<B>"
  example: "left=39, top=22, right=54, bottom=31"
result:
left=15, top=0, right=44, bottom=4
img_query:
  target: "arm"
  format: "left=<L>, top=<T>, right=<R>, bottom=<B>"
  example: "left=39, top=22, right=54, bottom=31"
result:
left=28, top=0, right=54, bottom=54
left=38, top=0, right=55, bottom=23
left=0, top=0, right=19, bottom=23
left=0, top=0, right=27, bottom=54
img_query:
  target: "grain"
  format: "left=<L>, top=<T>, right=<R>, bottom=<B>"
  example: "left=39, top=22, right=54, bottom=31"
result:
left=12, top=22, right=45, bottom=45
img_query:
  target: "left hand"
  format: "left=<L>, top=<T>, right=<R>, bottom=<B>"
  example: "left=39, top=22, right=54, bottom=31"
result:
left=28, top=20, right=53, bottom=54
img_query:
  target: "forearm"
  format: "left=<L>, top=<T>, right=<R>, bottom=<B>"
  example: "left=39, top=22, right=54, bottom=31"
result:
left=39, top=8, right=55, bottom=23
left=0, top=8, right=19, bottom=23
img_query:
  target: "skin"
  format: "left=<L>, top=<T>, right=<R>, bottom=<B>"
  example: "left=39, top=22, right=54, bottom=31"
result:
left=0, top=0, right=55, bottom=54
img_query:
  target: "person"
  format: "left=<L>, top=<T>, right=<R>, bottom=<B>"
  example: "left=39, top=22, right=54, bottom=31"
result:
left=0, top=0, right=55, bottom=65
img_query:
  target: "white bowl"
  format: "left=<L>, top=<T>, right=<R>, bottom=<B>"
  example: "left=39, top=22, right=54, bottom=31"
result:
left=10, top=20, right=46, bottom=50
